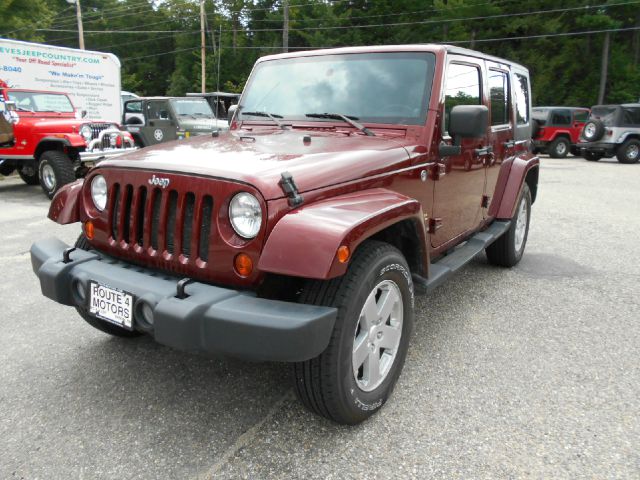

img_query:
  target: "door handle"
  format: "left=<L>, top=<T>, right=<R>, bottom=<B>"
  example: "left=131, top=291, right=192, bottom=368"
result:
left=474, top=146, right=493, bottom=156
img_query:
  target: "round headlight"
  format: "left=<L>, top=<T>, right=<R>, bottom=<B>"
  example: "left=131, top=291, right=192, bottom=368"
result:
left=229, top=192, right=262, bottom=239
left=80, top=124, right=93, bottom=142
left=91, top=175, right=108, bottom=211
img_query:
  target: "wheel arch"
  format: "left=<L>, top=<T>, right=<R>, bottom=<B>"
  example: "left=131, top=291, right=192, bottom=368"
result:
left=34, top=138, right=69, bottom=160
left=258, top=188, right=429, bottom=280
left=617, top=132, right=640, bottom=144
left=491, top=154, right=539, bottom=220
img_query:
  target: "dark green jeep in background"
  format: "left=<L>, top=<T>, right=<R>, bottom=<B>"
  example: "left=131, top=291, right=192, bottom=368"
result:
left=122, top=96, right=228, bottom=147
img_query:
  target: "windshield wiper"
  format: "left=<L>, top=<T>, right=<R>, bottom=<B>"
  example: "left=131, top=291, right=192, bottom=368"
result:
left=242, top=111, right=287, bottom=130
left=15, top=106, right=34, bottom=112
left=305, top=112, right=375, bottom=136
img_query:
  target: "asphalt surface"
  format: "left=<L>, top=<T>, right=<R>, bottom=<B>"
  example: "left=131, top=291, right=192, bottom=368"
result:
left=1, top=155, right=639, bottom=479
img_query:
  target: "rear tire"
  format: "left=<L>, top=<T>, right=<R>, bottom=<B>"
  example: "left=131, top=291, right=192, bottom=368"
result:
left=38, top=150, right=75, bottom=199
left=18, top=164, right=39, bottom=185
left=583, top=151, right=602, bottom=162
left=292, top=240, right=414, bottom=425
left=74, top=235, right=142, bottom=338
left=616, top=139, right=640, bottom=164
left=486, top=184, right=531, bottom=267
left=548, top=137, right=570, bottom=158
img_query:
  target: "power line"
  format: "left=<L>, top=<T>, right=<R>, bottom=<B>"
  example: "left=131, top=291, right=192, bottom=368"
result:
left=36, top=0, right=640, bottom=36
left=222, top=0, right=640, bottom=33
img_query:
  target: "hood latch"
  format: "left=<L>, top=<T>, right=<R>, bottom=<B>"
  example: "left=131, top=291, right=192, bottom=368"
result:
left=279, top=171, right=304, bottom=208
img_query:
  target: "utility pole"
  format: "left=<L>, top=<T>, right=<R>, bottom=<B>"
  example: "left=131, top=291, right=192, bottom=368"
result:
left=200, top=0, right=206, bottom=93
left=283, top=0, right=289, bottom=53
left=66, top=0, right=84, bottom=49
left=598, top=31, right=610, bottom=104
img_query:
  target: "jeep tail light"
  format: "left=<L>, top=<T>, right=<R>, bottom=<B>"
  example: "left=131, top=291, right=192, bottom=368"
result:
left=606, top=129, right=613, bottom=136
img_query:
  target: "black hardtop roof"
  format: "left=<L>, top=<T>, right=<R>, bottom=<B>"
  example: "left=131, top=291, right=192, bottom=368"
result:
left=186, top=92, right=240, bottom=98
left=592, top=103, right=640, bottom=109
left=126, top=96, right=209, bottom=102
left=533, top=106, right=590, bottom=111
left=258, top=44, right=528, bottom=72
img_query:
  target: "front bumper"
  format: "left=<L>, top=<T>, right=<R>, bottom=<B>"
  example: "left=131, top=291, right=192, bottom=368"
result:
left=578, top=141, right=616, bottom=156
left=30, top=238, right=337, bottom=362
left=79, top=128, right=137, bottom=162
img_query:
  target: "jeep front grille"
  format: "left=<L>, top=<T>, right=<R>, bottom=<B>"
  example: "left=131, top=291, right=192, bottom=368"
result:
left=90, top=123, right=113, bottom=140
left=109, top=183, right=213, bottom=262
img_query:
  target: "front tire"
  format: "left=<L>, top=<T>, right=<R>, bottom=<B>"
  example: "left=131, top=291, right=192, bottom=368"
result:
left=74, top=235, right=142, bottom=338
left=616, top=139, right=640, bottom=164
left=292, top=240, right=414, bottom=425
left=38, top=150, right=75, bottom=199
left=548, top=137, right=570, bottom=158
left=486, top=184, right=531, bottom=267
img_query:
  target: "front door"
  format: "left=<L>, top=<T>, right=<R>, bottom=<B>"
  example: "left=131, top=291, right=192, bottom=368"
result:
left=432, top=59, right=488, bottom=248
left=141, top=100, right=177, bottom=146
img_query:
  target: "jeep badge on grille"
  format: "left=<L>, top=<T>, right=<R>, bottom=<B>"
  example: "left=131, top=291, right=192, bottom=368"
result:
left=148, top=175, right=170, bottom=188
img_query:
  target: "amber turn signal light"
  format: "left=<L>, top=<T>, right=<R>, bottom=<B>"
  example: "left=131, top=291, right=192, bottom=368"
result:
left=337, top=245, right=350, bottom=263
left=84, top=220, right=95, bottom=240
left=234, top=253, right=253, bottom=277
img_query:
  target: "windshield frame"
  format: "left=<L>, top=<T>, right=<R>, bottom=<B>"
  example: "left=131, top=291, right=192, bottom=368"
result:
left=239, top=51, right=436, bottom=127
left=7, top=90, right=75, bottom=113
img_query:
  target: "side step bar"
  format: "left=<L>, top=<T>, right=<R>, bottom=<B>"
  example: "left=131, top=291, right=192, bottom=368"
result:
left=413, top=220, right=511, bottom=294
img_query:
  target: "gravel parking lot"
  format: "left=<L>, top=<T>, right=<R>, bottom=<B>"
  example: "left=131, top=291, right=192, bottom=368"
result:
left=1, top=155, right=639, bottom=479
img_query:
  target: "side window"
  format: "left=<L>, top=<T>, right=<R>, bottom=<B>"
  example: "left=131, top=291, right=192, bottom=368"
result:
left=550, top=109, right=571, bottom=126
left=147, top=101, right=170, bottom=120
left=514, top=73, right=529, bottom=125
left=489, top=69, right=510, bottom=126
left=622, top=107, right=640, bottom=125
left=573, top=110, right=589, bottom=123
left=444, top=63, right=481, bottom=133
left=125, top=101, right=142, bottom=114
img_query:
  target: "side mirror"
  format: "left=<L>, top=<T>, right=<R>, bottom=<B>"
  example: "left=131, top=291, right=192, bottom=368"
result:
left=81, top=109, right=88, bottom=118
left=440, top=105, right=488, bottom=157
left=227, top=104, right=238, bottom=125
left=159, top=110, right=169, bottom=120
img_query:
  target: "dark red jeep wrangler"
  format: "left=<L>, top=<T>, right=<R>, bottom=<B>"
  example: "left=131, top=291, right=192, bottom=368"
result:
left=531, top=106, right=590, bottom=158
left=31, top=45, right=538, bottom=424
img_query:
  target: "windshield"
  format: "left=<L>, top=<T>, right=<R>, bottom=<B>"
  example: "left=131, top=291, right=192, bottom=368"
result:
left=7, top=91, right=74, bottom=113
left=590, top=106, right=617, bottom=126
left=171, top=99, right=214, bottom=117
left=240, top=52, right=435, bottom=125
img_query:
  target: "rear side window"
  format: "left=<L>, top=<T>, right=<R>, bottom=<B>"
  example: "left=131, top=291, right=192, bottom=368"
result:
left=590, top=107, right=617, bottom=126
left=489, top=70, right=510, bottom=126
left=444, top=63, right=481, bottom=133
left=550, top=109, right=571, bottom=126
left=573, top=110, right=589, bottom=122
left=514, top=73, right=529, bottom=125
left=622, top=107, right=640, bottom=125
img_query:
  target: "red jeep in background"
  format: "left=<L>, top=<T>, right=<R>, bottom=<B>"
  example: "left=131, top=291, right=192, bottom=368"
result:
left=30, top=45, right=538, bottom=425
left=0, top=80, right=136, bottom=198
left=532, top=106, right=590, bottom=158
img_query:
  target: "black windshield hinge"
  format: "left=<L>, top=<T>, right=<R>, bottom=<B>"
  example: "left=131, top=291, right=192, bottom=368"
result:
left=279, top=171, right=304, bottom=207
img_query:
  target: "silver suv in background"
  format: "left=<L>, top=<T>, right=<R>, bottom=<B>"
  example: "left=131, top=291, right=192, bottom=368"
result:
left=578, top=104, right=640, bottom=163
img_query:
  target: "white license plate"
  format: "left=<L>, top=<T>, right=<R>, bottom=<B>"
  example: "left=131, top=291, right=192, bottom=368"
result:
left=89, top=282, right=134, bottom=330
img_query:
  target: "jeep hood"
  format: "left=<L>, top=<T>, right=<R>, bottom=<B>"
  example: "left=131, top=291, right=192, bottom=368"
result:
left=97, top=129, right=413, bottom=200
